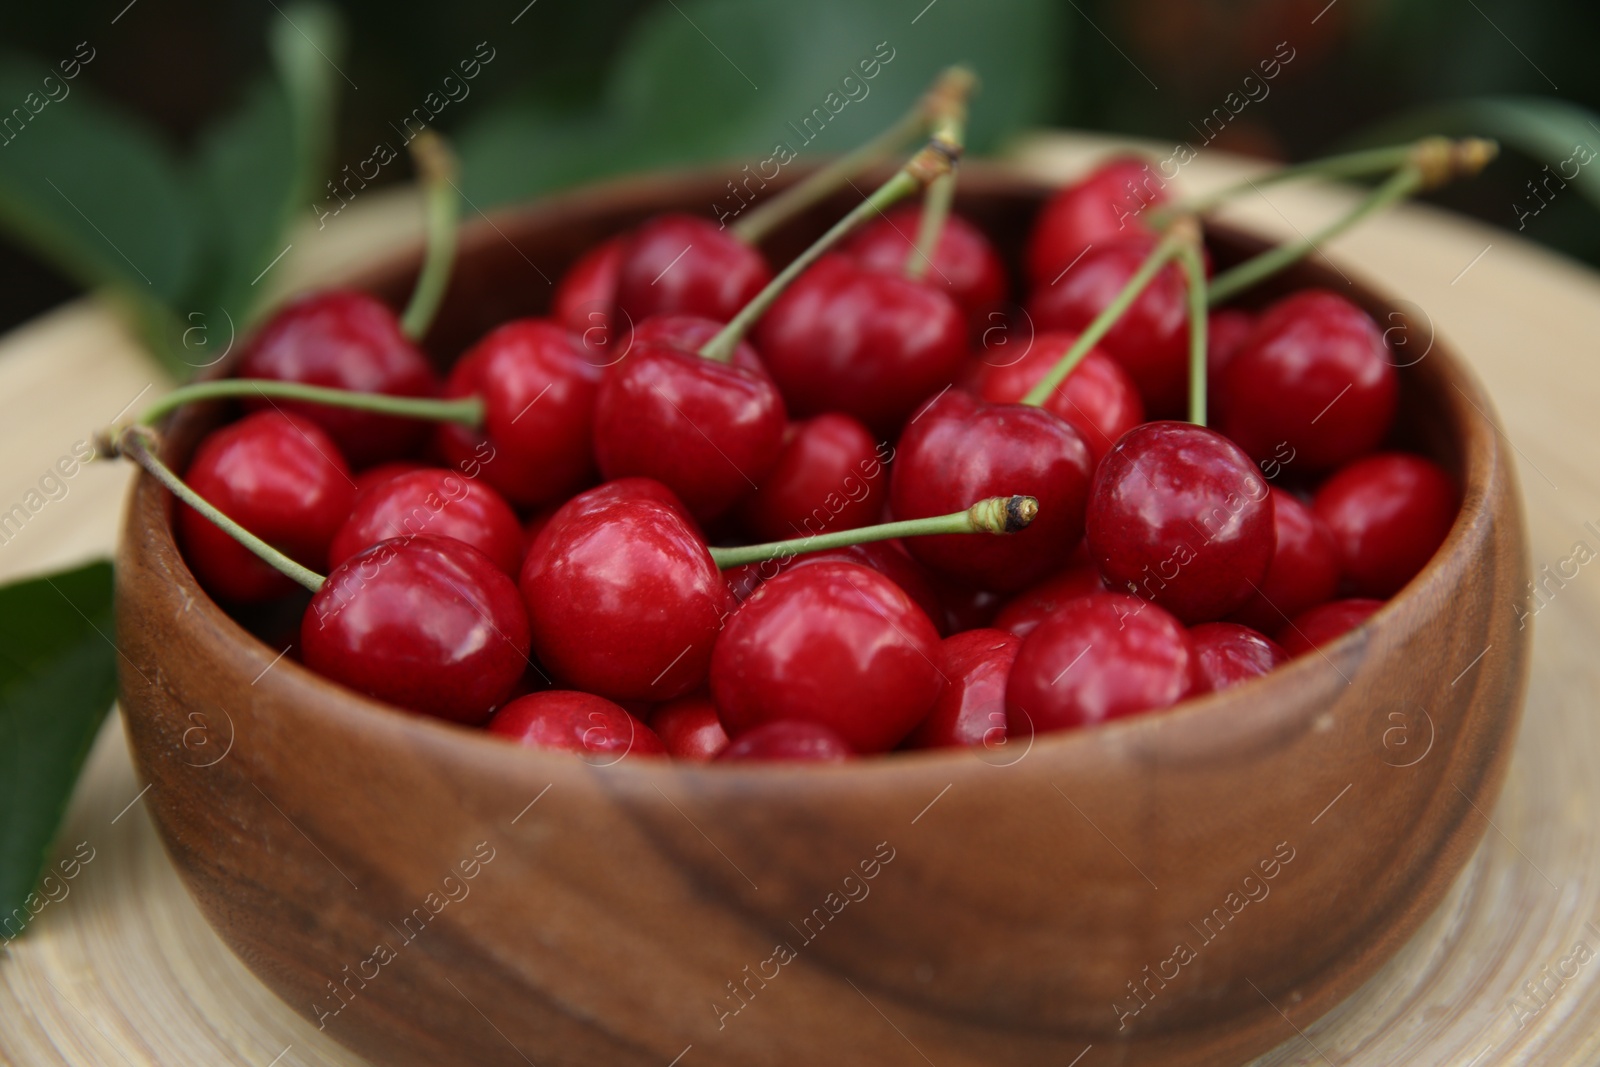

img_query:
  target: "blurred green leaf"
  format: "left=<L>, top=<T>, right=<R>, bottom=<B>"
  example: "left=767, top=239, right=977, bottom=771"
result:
left=0, top=561, right=117, bottom=938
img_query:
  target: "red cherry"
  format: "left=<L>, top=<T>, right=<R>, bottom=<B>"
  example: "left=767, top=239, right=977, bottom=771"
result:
left=1278, top=598, right=1383, bottom=657
left=1028, top=234, right=1197, bottom=416
left=302, top=536, right=530, bottom=724
left=1229, top=488, right=1342, bottom=632
left=351, top=461, right=425, bottom=502
left=328, top=467, right=524, bottom=575
left=520, top=483, right=730, bottom=702
left=844, top=205, right=1007, bottom=331
left=711, top=561, right=944, bottom=753
left=179, top=411, right=355, bottom=603
left=1207, top=308, right=1257, bottom=376
left=649, top=695, right=730, bottom=761
left=970, top=332, right=1145, bottom=464
left=488, top=691, right=665, bottom=759
left=716, top=721, right=853, bottom=763
left=237, top=289, right=439, bottom=468
left=1189, top=622, right=1288, bottom=693
left=1313, top=453, right=1457, bottom=597
left=436, top=319, right=603, bottom=509
left=552, top=236, right=623, bottom=334
left=1087, top=421, right=1275, bottom=624
left=1006, top=592, right=1196, bottom=734
left=737, top=414, right=885, bottom=542
left=628, top=313, right=763, bottom=366
left=754, top=254, right=968, bottom=435
left=1025, top=157, right=1165, bottom=286
left=1217, top=290, right=1398, bottom=472
left=992, top=555, right=1106, bottom=638
left=889, top=390, right=1093, bottom=592
left=613, top=214, right=771, bottom=324
left=905, top=629, right=1019, bottom=750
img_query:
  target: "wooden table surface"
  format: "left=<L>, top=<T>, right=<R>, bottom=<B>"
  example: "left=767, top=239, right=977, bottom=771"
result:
left=1, top=134, right=1597, bottom=1066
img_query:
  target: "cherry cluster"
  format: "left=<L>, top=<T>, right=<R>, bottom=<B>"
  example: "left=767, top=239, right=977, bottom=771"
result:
left=138, top=113, right=1469, bottom=767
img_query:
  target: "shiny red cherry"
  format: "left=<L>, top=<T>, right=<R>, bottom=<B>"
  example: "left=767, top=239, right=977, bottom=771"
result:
left=1314, top=453, right=1457, bottom=597
left=992, top=555, right=1106, bottom=638
left=328, top=467, right=524, bottom=575
left=1189, top=622, right=1288, bottom=693
left=488, top=691, right=665, bottom=759
left=754, top=253, right=967, bottom=435
left=1087, top=421, right=1275, bottom=624
left=520, top=483, right=731, bottom=702
left=843, top=205, right=1007, bottom=332
left=716, top=720, right=854, bottom=763
left=737, top=414, right=885, bottom=542
left=302, top=536, right=530, bottom=724
left=970, top=332, right=1145, bottom=464
left=1278, top=598, right=1383, bottom=657
left=711, top=561, right=944, bottom=753
left=1227, top=488, right=1341, bottom=632
left=905, top=629, right=1019, bottom=750
left=649, top=695, right=730, bottom=761
left=237, top=290, right=439, bottom=468
left=889, top=390, right=1093, bottom=592
left=612, top=214, right=771, bottom=324
left=1006, top=592, right=1196, bottom=734
left=552, top=236, right=623, bottom=335
left=436, top=319, right=602, bottom=509
left=1028, top=234, right=1196, bottom=416
left=179, top=411, right=355, bottom=603
left=1218, top=290, right=1398, bottom=472
left=1025, top=157, right=1165, bottom=286
left=351, top=460, right=425, bottom=502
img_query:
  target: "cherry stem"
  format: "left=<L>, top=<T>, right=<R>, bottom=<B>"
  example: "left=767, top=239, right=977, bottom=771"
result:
left=708, top=494, right=1037, bottom=570
left=730, top=66, right=976, bottom=246
left=699, top=137, right=960, bottom=363
left=1206, top=165, right=1422, bottom=305
left=1178, top=230, right=1209, bottom=426
left=114, top=426, right=326, bottom=593
left=1018, top=226, right=1189, bottom=408
left=905, top=91, right=970, bottom=280
left=134, top=379, right=484, bottom=429
left=399, top=131, right=461, bottom=340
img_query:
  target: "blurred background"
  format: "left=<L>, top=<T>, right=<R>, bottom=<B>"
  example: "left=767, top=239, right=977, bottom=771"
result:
left=3, top=0, right=1597, bottom=344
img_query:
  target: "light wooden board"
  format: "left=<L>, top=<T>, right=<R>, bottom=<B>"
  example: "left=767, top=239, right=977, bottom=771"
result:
left=1, top=136, right=1597, bottom=1066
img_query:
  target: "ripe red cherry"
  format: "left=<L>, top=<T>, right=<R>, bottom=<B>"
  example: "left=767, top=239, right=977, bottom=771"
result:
left=1278, top=598, right=1383, bottom=657
left=237, top=290, right=440, bottom=468
left=1087, top=421, right=1275, bottom=624
left=737, top=414, right=885, bottom=542
left=1025, top=157, right=1165, bottom=286
left=1229, top=488, right=1342, bottom=633
left=1028, top=234, right=1195, bottom=416
left=520, top=483, right=731, bottom=702
left=1218, top=290, right=1398, bottom=472
left=992, top=555, right=1106, bottom=638
left=302, top=536, right=530, bottom=724
left=711, top=561, right=944, bottom=753
left=889, top=390, right=1093, bottom=592
left=1189, top=622, right=1288, bottom=693
left=488, top=691, right=665, bottom=759
left=436, top=319, right=603, bottom=509
left=717, top=721, right=853, bottom=763
left=1314, top=453, right=1457, bottom=597
left=552, top=236, right=623, bottom=334
left=1006, top=592, right=1196, bottom=734
left=904, top=629, right=1019, bottom=750
left=328, top=467, right=524, bottom=575
left=179, top=411, right=355, bottom=603
left=754, top=253, right=967, bottom=435
left=649, top=695, right=730, bottom=761
left=843, top=205, right=1007, bottom=331
left=970, top=332, right=1145, bottom=464
left=612, top=214, right=771, bottom=324
left=351, top=461, right=425, bottom=502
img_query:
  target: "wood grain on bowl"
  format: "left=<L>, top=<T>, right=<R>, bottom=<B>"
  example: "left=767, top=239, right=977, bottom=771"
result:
left=114, top=164, right=1529, bottom=1067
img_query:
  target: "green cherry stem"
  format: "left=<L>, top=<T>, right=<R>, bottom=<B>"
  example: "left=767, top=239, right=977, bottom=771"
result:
left=1177, top=226, right=1209, bottom=426
left=905, top=82, right=971, bottom=280
left=135, top=379, right=483, bottom=429
left=399, top=131, right=462, bottom=340
left=115, top=426, right=326, bottom=593
left=708, top=494, right=1037, bottom=570
left=699, top=136, right=961, bottom=364
left=1018, top=225, right=1190, bottom=408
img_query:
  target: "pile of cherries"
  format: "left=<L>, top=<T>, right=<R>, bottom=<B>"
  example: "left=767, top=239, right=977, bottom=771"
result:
left=156, top=140, right=1459, bottom=765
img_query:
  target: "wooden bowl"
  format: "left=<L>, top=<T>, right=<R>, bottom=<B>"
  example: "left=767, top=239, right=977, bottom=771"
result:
left=115, top=163, right=1529, bottom=1067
